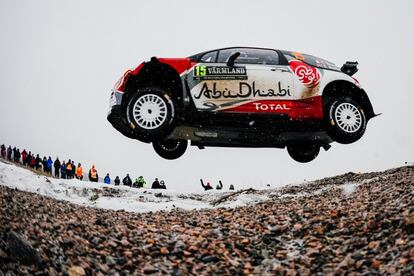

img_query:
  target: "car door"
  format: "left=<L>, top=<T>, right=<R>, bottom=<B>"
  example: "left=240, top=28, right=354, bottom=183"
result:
left=187, top=48, right=294, bottom=113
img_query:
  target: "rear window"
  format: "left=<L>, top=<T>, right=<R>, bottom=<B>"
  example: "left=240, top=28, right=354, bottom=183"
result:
left=283, top=51, right=340, bottom=71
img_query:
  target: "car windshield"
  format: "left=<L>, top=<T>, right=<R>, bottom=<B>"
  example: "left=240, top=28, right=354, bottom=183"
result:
left=282, top=51, right=340, bottom=71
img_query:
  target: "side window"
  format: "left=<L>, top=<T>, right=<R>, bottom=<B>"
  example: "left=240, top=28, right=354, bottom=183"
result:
left=217, top=48, right=279, bottom=65
left=200, top=51, right=217, bottom=63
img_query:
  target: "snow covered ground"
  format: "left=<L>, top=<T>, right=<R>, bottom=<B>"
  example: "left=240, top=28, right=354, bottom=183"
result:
left=0, top=160, right=272, bottom=213
left=0, top=160, right=367, bottom=213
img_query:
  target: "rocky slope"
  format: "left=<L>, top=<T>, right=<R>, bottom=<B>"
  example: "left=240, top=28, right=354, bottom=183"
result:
left=1, top=165, right=413, bottom=275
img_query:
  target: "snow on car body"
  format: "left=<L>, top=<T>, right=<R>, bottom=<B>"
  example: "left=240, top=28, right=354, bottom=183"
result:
left=107, top=47, right=376, bottom=162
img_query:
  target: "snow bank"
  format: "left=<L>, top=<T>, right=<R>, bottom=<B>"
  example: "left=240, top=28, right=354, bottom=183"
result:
left=0, top=161, right=272, bottom=213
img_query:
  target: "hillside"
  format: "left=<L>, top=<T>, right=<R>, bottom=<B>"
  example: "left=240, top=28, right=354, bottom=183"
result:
left=1, top=162, right=413, bottom=274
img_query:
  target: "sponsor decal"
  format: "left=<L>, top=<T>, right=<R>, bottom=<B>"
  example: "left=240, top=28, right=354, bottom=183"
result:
left=193, top=65, right=247, bottom=80
left=289, top=60, right=321, bottom=88
left=194, top=81, right=291, bottom=99
left=253, top=102, right=290, bottom=111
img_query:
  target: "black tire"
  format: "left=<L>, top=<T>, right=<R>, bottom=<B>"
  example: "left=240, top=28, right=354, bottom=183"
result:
left=287, top=144, right=320, bottom=163
left=326, top=96, right=367, bottom=144
left=127, top=87, right=176, bottom=139
left=153, top=139, right=188, bottom=160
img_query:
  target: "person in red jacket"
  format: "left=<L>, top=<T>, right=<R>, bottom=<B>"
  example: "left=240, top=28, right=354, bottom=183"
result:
left=21, top=149, right=28, bottom=166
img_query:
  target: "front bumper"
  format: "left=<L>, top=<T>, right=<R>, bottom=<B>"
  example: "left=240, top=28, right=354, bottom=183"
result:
left=107, top=90, right=136, bottom=139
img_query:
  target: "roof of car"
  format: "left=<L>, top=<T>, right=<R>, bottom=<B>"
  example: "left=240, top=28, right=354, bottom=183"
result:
left=189, top=46, right=283, bottom=59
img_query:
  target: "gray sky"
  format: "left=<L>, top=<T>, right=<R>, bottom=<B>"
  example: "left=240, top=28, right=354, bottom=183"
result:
left=1, top=0, right=413, bottom=191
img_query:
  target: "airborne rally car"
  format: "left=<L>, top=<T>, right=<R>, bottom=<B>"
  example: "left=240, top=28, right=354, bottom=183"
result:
left=108, top=47, right=376, bottom=162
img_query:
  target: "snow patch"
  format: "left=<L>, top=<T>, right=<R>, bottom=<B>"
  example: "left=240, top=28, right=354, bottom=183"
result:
left=341, top=182, right=359, bottom=196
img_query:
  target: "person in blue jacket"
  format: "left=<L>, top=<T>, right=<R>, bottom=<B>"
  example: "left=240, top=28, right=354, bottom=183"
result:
left=46, top=156, right=53, bottom=175
left=104, top=173, right=111, bottom=184
left=60, top=161, right=67, bottom=179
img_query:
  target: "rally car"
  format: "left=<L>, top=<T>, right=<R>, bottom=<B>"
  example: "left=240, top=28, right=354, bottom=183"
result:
left=107, top=47, right=377, bottom=162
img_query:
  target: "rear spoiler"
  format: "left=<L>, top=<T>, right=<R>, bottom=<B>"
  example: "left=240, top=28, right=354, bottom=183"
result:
left=341, top=61, right=358, bottom=76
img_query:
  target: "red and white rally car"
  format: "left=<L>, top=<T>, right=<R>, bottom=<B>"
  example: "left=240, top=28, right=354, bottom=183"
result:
left=108, top=47, right=377, bottom=162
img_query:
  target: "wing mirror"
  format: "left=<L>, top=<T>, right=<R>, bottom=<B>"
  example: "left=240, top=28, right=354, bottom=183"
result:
left=226, top=52, right=240, bottom=67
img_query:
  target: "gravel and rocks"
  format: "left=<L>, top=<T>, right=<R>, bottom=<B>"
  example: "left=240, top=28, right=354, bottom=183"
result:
left=1, top=165, right=413, bottom=275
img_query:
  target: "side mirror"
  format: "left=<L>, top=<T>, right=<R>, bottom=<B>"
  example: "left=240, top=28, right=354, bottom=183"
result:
left=226, top=52, right=240, bottom=67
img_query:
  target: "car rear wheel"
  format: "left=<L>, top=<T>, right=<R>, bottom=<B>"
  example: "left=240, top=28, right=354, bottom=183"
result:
left=287, top=144, right=320, bottom=163
left=326, top=97, right=367, bottom=144
left=153, top=139, right=188, bottom=160
left=127, top=87, right=175, bottom=139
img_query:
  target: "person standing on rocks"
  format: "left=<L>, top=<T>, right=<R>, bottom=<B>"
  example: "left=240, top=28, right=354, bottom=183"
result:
left=104, top=173, right=111, bottom=184
left=0, top=144, right=6, bottom=159
left=53, top=158, right=61, bottom=178
left=89, top=165, right=99, bottom=182
left=114, top=176, right=120, bottom=186
left=122, top=174, right=132, bottom=186
left=216, top=180, right=223, bottom=190
left=76, top=163, right=83, bottom=180
left=200, top=179, right=213, bottom=191
left=21, top=149, right=27, bottom=166
left=61, top=161, right=67, bottom=179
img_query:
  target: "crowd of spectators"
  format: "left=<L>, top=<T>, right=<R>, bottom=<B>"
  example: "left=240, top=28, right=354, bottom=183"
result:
left=1, top=144, right=236, bottom=191
left=0, top=144, right=168, bottom=190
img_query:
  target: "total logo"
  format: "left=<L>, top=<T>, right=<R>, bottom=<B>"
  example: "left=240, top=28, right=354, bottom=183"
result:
left=253, top=102, right=290, bottom=111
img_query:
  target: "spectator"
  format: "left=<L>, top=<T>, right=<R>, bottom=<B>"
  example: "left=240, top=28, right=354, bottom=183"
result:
left=114, top=176, right=120, bottom=186
left=151, top=178, right=161, bottom=189
left=35, top=154, right=42, bottom=170
left=104, top=173, right=111, bottom=184
left=122, top=174, right=132, bottom=186
left=216, top=180, right=223, bottom=190
left=159, top=180, right=167, bottom=189
left=27, top=152, right=32, bottom=168
left=229, top=184, right=235, bottom=190
left=7, top=146, right=12, bottom=160
left=136, top=176, right=146, bottom=188
left=89, top=165, right=99, bottom=182
left=61, top=161, right=67, bottom=179
left=133, top=177, right=140, bottom=188
left=42, top=156, right=47, bottom=173
left=66, top=159, right=73, bottom=179
left=200, top=179, right=213, bottom=191
left=71, top=161, right=76, bottom=179
left=54, top=157, right=61, bottom=178
left=76, top=163, right=83, bottom=180
left=21, top=149, right=28, bottom=166
left=0, top=144, right=6, bottom=159
left=47, top=156, right=53, bottom=175
left=15, top=149, right=21, bottom=163
left=12, top=147, right=17, bottom=162
left=30, top=154, right=36, bottom=168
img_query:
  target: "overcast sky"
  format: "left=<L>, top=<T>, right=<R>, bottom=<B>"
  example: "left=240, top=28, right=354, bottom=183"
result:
left=1, top=0, right=413, bottom=191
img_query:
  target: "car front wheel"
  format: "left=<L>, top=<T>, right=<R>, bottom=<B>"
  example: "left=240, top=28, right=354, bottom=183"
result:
left=127, top=87, right=175, bottom=139
left=287, top=144, right=320, bottom=163
left=326, top=97, right=367, bottom=144
left=153, top=139, right=188, bottom=160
